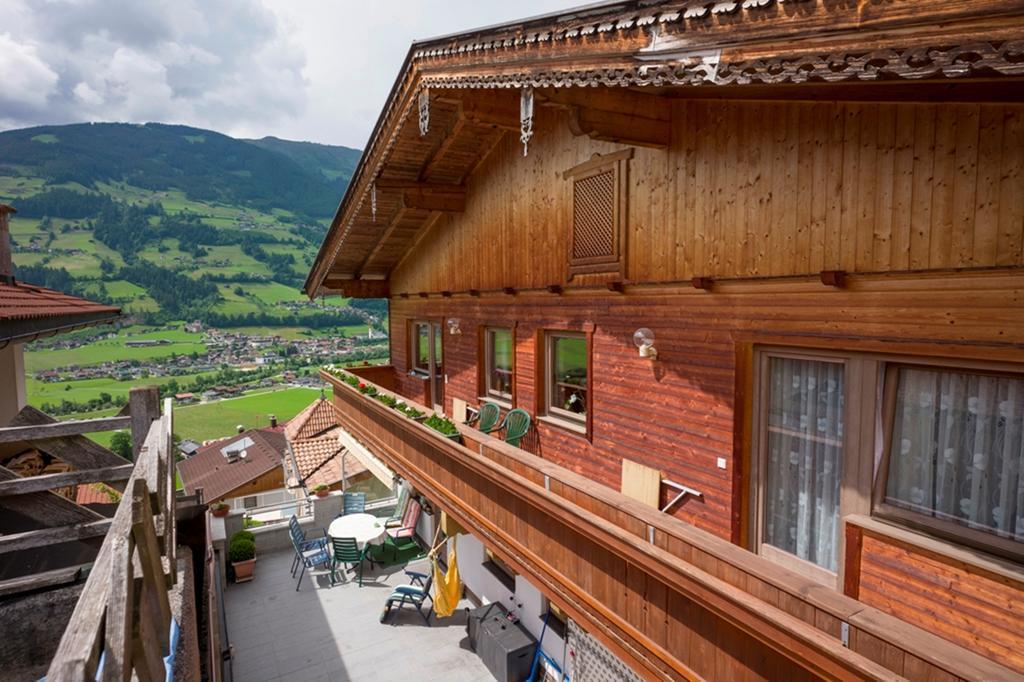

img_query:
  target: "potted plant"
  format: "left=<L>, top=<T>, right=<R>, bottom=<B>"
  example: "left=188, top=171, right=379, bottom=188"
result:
left=210, top=502, right=230, bottom=518
left=424, top=414, right=462, bottom=443
left=312, top=483, right=330, bottom=498
left=229, top=530, right=256, bottom=582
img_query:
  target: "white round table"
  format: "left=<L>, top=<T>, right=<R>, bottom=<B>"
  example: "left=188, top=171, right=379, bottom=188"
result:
left=328, top=513, right=386, bottom=550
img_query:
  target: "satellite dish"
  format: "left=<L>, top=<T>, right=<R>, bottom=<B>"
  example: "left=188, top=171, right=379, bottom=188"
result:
left=239, top=450, right=248, bottom=460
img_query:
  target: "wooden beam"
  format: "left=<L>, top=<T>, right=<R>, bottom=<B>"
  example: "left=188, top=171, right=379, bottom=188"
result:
left=0, top=464, right=133, bottom=497
left=356, top=207, right=407, bottom=276
left=322, top=278, right=390, bottom=298
left=0, top=416, right=131, bottom=444
left=8, top=406, right=130, bottom=469
left=0, top=519, right=111, bottom=555
left=0, top=464, right=105, bottom=527
left=373, top=180, right=461, bottom=191
left=541, top=88, right=671, bottom=149
left=129, top=387, right=160, bottom=461
left=0, top=563, right=89, bottom=598
left=459, top=98, right=520, bottom=131
left=420, top=116, right=466, bottom=182
left=402, top=187, right=465, bottom=212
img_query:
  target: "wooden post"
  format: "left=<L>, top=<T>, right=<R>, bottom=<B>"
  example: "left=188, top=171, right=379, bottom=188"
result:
left=129, top=387, right=160, bottom=461
left=0, top=204, right=16, bottom=284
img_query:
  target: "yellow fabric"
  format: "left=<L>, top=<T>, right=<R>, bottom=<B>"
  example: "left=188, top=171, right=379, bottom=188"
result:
left=431, top=536, right=461, bottom=618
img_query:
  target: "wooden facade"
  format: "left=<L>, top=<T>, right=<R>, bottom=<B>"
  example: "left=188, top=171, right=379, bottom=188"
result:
left=308, top=1, right=1024, bottom=678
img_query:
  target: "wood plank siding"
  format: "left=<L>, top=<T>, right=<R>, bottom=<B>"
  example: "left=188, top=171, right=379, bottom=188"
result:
left=390, top=102, right=1024, bottom=294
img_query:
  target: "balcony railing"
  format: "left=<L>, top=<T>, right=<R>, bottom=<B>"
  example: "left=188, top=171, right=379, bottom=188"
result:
left=322, top=368, right=1018, bottom=681
left=43, top=394, right=177, bottom=680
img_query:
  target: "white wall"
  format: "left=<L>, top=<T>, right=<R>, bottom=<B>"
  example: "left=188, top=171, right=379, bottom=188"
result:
left=457, top=533, right=568, bottom=673
left=0, top=343, right=26, bottom=426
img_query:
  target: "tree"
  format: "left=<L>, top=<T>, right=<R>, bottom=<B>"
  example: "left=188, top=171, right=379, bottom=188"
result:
left=110, top=431, right=133, bottom=461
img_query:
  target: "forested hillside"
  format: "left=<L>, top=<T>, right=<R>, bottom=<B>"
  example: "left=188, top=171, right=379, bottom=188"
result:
left=0, top=123, right=367, bottom=327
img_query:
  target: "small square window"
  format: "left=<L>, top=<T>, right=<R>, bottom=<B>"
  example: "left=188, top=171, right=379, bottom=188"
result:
left=242, top=496, right=258, bottom=510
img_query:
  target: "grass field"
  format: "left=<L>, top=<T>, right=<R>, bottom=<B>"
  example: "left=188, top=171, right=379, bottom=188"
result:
left=27, top=370, right=218, bottom=405
left=173, top=387, right=324, bottom=441
left=24, top=326, right=206, bottom=372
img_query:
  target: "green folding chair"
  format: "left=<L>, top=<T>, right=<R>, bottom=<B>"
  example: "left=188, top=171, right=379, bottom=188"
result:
left=499, top=408, right=531, bottom=448
left=331, top=536, right=368, bottom=587
left=467, top=402, right=502, bottom=434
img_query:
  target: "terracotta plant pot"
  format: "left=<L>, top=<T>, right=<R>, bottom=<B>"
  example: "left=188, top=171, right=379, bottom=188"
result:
left=315, top=489, right=329, bottom=498
left=211, top=506, right=230, bottom=518
left=233, top=558, right=256, bottom=582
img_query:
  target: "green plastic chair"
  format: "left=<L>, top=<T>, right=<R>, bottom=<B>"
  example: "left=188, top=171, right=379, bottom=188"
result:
left=331, top=536, right=368, bottom=587
left=467, top=402, right=502, bottom=433
left=385, top=483, right=411, bottom=529
left=500, top=408, right=531, bottom=448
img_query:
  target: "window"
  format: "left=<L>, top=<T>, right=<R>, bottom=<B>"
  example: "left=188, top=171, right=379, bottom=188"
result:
left=484, top=328, right=513, bottom=403
left=759, top=355, right=845, bottom=576
left=483, top=548, right=517, bottom=591
left=563, top=149, right=631, bottom=279
left=242, top=496, right=258, bottom=510
left=545, top=332, right=587, bottom=430
left=411, top=322, right=430, bottom=374
left=752, top=347, right=1024, bottom=584
left=878, top=366, right=1024, bottom=554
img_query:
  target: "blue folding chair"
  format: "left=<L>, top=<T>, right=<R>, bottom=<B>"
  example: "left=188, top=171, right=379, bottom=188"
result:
left=341, top=491, right=366, bottom=516
left=291, top=531, right=331, bottom=591
left=288, top=515, right=327, bottom=576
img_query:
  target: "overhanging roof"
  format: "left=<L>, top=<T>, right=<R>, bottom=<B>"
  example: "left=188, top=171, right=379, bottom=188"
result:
left=0, top=281, right=121, bottom=345
left=305, top=0, right=1024, bottom=298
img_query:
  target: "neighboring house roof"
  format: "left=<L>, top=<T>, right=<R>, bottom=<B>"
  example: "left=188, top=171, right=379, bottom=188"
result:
left=76, top=482, right=122, bottom=507
left=178, top=439, right=201, bottom=456
left=0, top=280, right=121, bottom=344
left=177, top=428, right=286, bottom=501
left=284, top=398, right=336, bottom=441
left=291, top=436, right=368, bottom=491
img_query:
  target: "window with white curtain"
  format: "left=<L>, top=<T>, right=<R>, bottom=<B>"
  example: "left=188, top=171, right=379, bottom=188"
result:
left=762, top=356, right=845, bottom=574
left=882, top=367, right=1024, bottom=545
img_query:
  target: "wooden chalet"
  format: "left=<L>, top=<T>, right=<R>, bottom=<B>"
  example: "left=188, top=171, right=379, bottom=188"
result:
left=306, top=1, right=1024, bottom=680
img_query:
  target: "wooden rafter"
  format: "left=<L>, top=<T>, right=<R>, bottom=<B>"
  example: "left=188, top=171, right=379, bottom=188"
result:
left=541, top=88, right=671, bottom=149
left=419, top=116, right=466, bottom=182
left=0, top=464, right=104, bottom=527
left=402, top=187, right=465, bottom=212
left=356, top=207, right=408, bottom=277
left=8, top=406, right=129, bottom=470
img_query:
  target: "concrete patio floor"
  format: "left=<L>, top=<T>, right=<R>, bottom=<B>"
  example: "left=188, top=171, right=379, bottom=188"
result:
left=224, top=548, right=493, bottom=681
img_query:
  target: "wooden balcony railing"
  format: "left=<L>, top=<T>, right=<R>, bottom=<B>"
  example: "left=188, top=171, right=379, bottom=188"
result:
left=322, top=369, right=1019, bottom=681
left=44, top=396, right=177, bottom=680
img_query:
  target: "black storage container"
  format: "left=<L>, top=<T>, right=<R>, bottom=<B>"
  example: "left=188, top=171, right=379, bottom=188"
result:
left=465, top=603, right=536, bottom=682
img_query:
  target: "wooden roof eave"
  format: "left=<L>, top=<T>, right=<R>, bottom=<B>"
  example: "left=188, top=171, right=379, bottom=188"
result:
left=305, top=0, right=1024, bottom=298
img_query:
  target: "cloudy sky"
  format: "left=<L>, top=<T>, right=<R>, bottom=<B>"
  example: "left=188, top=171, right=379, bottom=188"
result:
left=1, top=0, right=580, bottom=149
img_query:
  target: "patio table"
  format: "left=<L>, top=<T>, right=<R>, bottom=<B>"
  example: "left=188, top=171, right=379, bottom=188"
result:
left=328, top=513, right=387, bottom=552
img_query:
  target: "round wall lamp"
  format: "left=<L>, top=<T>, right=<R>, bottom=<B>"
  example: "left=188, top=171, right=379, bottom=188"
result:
left=447, top=318, right=462, bottom=335
left=633, top=327, right=657, bottom=359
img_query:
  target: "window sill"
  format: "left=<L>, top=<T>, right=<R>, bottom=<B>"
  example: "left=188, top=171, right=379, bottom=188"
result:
left=537, top=414, right=587, bottom=436
left=478, top=396, right=512, bottom=410
left=845, top=514, right=1024, bottom=585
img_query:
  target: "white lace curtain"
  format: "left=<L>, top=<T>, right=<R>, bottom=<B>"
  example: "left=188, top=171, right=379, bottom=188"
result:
left=764, top=357, right=845, bottom=572
left=886, top=368, right=1024, bottom=541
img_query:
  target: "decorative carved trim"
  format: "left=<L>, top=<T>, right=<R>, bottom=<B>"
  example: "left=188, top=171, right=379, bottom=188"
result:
left=420, top=42, right=1024, bottom=91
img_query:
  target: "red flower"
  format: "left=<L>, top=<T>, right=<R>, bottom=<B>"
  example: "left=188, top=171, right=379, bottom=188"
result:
left=358, top=383, right=366, bottom=389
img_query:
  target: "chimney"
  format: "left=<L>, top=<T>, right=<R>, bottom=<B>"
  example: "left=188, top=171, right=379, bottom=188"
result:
left=0, top=204, right=16, bottom=285
left=269, top=414, right=277, bottom=428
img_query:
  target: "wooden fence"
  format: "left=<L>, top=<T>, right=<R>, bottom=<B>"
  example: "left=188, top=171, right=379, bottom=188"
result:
left=33, top=392, right=178, bottom=680
left=323, top=370, right=1019, bottom=681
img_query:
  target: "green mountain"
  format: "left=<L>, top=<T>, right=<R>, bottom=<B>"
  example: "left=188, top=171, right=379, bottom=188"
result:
left=0, top=122, right=366, bottom=325
left=0, top=123, right=360, bottom=219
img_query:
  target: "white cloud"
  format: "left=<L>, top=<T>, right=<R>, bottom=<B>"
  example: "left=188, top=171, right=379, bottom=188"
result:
left=0, top=0, right=581, bottom=146
left=0, top=33, right=60, bottom=111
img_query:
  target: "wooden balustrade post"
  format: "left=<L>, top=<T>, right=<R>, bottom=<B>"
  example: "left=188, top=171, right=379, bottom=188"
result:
left=129, top=387, right=160, bottom=461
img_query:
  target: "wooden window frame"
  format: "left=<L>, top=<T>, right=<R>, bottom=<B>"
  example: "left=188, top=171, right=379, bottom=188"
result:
left=873, top=362, right=1024, bottom=564
left=409, top=320, right=431, bottom=376
left=750, top=344, right=1024, bottom=587
left=749, top=347, right=874, bottom=588
left=481, top=326, right=514, bottom=408
left=539, top=330, right=591, bottom=437
left=563, top=149, right=632, bottom=280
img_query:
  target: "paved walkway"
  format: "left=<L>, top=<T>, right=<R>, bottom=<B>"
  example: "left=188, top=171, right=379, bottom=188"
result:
left=224, top=548, right=493, bottom=681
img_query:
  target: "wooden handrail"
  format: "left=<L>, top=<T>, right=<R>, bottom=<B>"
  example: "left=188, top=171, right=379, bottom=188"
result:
left=0, top=416, right=131, bottom=443
left=46, top=395, right=175, bottom=681
left=323, top=369, right=1020, bottom=681
left=0, top=464, right=133, bottom=497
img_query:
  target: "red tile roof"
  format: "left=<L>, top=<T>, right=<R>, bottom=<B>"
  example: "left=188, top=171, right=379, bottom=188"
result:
left=0, top=280, right=120, bottom=342
left=0, top=281, right=120, bottom=321
left=177, top=428, right=286, bottom=502
left=285, top=398, right=337, bottom=441
left=76, top=482, right=122, bottom=506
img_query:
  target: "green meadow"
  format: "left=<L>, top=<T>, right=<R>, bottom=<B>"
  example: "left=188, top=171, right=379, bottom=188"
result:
left=172, top=387, right=324, bottom=441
